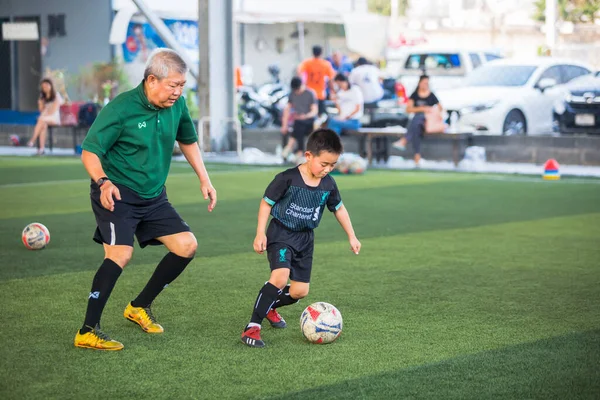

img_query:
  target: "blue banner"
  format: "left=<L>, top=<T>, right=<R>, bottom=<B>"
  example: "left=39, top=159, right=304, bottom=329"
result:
left=122, top=19, right=199, bottom=65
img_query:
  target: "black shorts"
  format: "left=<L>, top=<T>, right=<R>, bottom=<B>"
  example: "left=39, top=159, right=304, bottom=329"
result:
left=317, top=100, right=326, bottom=116
left=90, top=181, right=191, bottom=248
left=266, top=219, right=314, bottom=283
left=291, top=119, right=314, bottom=152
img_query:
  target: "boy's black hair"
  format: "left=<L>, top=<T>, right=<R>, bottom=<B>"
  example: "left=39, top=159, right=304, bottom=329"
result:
left=312, top=45, right=323, bottom=57
left=306, top=128, right=343, bottom=156
left=291, top=76, right=303, bottom=90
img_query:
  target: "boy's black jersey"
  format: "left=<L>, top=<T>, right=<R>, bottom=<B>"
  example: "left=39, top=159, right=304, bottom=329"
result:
left=263, top=167, right=343, bottom=231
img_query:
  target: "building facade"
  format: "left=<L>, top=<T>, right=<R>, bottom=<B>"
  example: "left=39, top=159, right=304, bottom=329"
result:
left=1, top=0, right=113, bottom=112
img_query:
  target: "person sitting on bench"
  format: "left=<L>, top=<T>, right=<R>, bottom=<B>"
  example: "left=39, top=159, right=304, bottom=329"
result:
left=28, top=78, right=63, bottom=155
left=393, top=75, right=444, bottom=166
left=327, top=73, right=363, bottom=135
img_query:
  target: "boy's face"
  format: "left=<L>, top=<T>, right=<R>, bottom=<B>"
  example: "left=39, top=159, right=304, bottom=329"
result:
left=305, top=150, right=340, bottom=178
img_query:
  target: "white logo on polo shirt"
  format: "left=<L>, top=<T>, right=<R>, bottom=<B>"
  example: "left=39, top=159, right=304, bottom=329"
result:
left=138, top=121, right=147, bottom=129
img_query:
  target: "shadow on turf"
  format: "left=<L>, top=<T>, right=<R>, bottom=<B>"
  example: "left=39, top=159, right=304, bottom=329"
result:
left=264, top=329, right=600, bottom=400
left=3, top=178, right=599, bottom=280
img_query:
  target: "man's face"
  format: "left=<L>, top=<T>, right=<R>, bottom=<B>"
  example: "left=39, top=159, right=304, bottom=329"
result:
left=146, top=71, right=186, bottom=108
left=332, top=52, right=342, bottom=65
left=305, top=150, right=339, bottom=178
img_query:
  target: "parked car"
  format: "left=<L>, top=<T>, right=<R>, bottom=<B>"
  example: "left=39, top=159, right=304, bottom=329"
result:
left=553, top=72, right=600, bottom=135
left=385, top=47, right=503, bottom=95
left=436, top=58, right=592, bottom=135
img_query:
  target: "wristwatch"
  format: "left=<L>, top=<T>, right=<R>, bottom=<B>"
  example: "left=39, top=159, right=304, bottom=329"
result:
left=96, top=176, right=110, bottom=188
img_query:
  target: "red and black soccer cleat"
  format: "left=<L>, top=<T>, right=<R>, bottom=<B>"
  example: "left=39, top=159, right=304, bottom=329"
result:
left=266, top=308, right=287, bottom=328
left=241, top=325, right=265, bottom=348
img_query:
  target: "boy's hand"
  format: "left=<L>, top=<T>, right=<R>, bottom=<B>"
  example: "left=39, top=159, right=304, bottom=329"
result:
left=349, top=236, right=361, bottom=255
left=253, top=233, right=267, bottom=254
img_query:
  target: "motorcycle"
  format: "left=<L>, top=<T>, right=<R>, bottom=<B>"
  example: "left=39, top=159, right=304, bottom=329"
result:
left=237, top=65, right=289, bottom=128
left=237, top=86, right=272, bottom=128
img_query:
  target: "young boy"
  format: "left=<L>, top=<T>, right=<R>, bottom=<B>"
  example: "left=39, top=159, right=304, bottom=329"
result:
left=241, top=128, right=361, bottom=348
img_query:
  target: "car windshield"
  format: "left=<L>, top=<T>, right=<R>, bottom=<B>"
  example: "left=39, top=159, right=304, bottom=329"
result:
left=465, top=65, right=537, bottom=87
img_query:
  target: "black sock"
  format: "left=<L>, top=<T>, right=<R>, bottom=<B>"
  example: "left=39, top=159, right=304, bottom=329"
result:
left=272, top=284, right=299, bottom=309
left=131, top=252, right=193, bottom=308
left=80, top=259, right=122, bottom=333
left=249, top=282, right=281, bottom=325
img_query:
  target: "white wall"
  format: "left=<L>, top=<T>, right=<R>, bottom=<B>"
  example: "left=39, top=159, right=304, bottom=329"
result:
left=241, top=22, right=344, bottom=85
left=1, top=0, right=112, bottom=76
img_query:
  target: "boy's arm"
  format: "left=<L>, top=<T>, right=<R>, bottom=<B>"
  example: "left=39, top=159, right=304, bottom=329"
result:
left=334, top=204, right=361, bottom=255
left=254, top=199, right=272, bottom=254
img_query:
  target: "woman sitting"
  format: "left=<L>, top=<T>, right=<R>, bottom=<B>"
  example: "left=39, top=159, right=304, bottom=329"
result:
left=327, top=73, right=363, bottom=135
left=392, top=74, right=444, bottom=166
left=28, top=78, right=63, bottom=155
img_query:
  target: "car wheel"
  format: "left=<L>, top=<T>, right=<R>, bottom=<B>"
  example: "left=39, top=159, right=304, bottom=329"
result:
left=502, top=109, right=527, bottom=136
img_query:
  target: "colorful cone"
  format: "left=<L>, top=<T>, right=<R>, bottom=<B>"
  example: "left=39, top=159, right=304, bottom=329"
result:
left=543, top=159, right=560, bottom=180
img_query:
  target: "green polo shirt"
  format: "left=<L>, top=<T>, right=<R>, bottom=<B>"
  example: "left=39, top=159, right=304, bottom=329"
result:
left=82, top=81, right=198, bottom=198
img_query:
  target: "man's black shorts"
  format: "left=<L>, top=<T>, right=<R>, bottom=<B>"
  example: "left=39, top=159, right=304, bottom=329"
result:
left=317, top=99, right=326, bottom=116
left=291, top=119, right=314, bottom=152
left=266, top=219, right=314, bottom=283
left=91, top=181, right=191, bottom=248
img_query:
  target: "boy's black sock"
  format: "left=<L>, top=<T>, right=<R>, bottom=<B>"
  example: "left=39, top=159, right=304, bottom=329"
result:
left=131, top=252, right=193, bottom=308
left=272, top=284, right=299, bottom=309
left=249, top=282, right=281, bottom=325
left=80, top=259, right=122, bottom=334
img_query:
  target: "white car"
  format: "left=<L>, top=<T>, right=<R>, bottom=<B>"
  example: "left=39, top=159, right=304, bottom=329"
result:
left=436, top=58, right=592, bottom=135
left=385, top=47, right=503, bottom=95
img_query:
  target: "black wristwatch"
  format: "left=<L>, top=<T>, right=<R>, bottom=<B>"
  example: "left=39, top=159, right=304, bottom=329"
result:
left=96, top=177, right=110, bottom=188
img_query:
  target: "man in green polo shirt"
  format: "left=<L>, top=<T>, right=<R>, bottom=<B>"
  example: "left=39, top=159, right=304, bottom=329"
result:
left=74, top=48, right=217, bottom=351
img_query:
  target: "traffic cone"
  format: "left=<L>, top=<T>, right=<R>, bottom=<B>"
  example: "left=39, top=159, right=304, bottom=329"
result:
left=543, top=159, right=560, bottom=180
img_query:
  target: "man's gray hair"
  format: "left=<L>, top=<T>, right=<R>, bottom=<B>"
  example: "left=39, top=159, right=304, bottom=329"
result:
left=143, top=48, right=188, bottom=80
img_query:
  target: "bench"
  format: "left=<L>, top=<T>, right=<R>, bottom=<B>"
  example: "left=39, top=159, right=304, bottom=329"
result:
left=345, top=127, right=472, bottom=166
left=45, top=125, right=89, bottom=152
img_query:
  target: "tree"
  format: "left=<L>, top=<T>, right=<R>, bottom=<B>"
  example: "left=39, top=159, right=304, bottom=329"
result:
left=368, top=0, right=409, bottom=16
left=534, top=0, right=600, bottom=23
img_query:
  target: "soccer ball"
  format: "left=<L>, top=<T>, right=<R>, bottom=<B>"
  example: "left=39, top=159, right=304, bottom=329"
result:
left=22, top=223, right=50, bottom=250
left=335, top=158, right=351, bottom=174
left=348, top=158, right=367, bottom=174
left=300, top=302, right=343, bottom=344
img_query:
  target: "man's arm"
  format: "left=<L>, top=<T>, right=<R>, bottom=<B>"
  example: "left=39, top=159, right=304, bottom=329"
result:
left=280, top=103, right=292, bottom=133
left=306, top=103, right=318, bottom=119
left=334, top=204, right=361, bottom=255
left=81, top=150, right=121, bottom=212
left=80, top=107, right=123, bottom=212
left=81, top=150, right=109, bottom=182
left=179, top=142, right=217, bottom=212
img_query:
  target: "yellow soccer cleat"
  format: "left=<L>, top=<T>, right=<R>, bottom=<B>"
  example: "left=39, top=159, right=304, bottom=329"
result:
left=74, top=325, right=124, bottom=351
left=124, top=303, right=164, bottom=333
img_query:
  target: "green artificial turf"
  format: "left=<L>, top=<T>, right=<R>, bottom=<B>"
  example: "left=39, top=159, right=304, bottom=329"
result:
left=0, top=157, right=598, bottom=399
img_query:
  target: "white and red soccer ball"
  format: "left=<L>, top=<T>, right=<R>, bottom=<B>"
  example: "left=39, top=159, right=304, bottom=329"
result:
left=22, top=223, right=50, bottom=250
left=300, top=302, right=343, bottom=344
